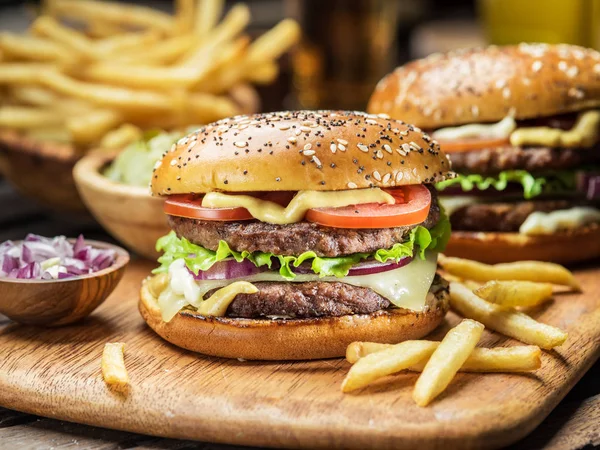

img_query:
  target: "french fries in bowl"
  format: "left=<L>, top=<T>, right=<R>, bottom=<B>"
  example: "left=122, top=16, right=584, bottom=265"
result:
left=0, top=0, right=299, bottom=211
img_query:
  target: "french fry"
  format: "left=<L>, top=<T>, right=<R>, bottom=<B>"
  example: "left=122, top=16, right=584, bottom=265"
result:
left=0, top=33, right=74, bottom=65
left=113, top=35, right=196, bottom=66
left=347, top=341, right=541, bottom=372
left=341, top=340, right=438, bottom=393
left=99, top=123, right=142, bottom=149
left=195, top=0, right=225, bottom=39
left=31, top=17, right=98, bottom=59
left=0, top=106, right=64, bottom=128
left=439, top=256, right=580, bottom=291
left=413, top=319, right=484, bottom=407
left=26, top=126, right=71, bottom=144
left=101, top=342, right=129, bottom=391
left=66, top=109, right=122, bottom=145
left=474, top=281, right=554, bottom=308
left=245, top=19, right=301, bottom=66
left=179, top=4, right=250, bottom=68
left=175, top=0, right=196, bottom=34
left=40, top=70, right=173, bottom=112
left=10, top=86, right=59, bottom=107
left=0, top=64, right=57, bottom=84
left=248, top=61, right=279, bottom=84
left=450, top=282, right=568, bottom=349
left=94, top=30, right=161, bottom=56
left=82, top=64, right=205, bottom=90
left=49, top=0, right=175, bottom=35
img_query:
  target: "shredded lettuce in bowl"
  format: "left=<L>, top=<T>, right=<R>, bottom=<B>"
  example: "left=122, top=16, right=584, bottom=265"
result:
left=103, top=131, right=181, bottom=187
left=153, top=209, right=451, bottom=280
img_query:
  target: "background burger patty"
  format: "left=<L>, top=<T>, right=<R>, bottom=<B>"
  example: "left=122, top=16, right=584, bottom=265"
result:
left=449, top=145, right=600, bottom=175
left=450, top=199, right=577, bottom=232
left=218, top=274, right=448, bottom=319
left=169, top=192, right=440, bottom=257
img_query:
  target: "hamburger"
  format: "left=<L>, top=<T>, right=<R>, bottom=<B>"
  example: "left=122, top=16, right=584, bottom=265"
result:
left=140, top=110, right=453, bottom=360
left=368, top=44, right=600, bottom=264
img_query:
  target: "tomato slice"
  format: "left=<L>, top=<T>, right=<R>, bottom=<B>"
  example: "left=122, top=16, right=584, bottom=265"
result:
left=164, top=194, right=253, bottom=221
left=305, top=185, right=431, bottom=229
left=437, top=137, right=510, bottom=153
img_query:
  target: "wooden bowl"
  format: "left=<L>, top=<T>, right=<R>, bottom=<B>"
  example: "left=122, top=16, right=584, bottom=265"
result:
left=0, top=240, right=129, bottom=326
left=0, top=130, right=86, bottom=213
left=73, top=151, right=169, bottom=260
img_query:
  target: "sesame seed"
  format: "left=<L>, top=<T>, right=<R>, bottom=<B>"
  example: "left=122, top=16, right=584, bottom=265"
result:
left=412, top=168, right=418, bottom=177
left=366, top=119, right=378, bottom=125
left=330, top=144, right=337, bottom=153
left=396, top=172, right=404, bottom=182
left=336, top=138, right=348, bottom=145
left=304, top=143, right=312, bottom=150
left=495, top=79, right=507, bottom=89
left=169, top=144, right=177, bottom=153
left=170, top=159, right=177, bottom=166
left=558, top=61, right=568, bottom=72
left=409, top=141, right=420, bottom=151
left=382, top=173, right=391, bottom=183
left=347, top=182, right=358, bottom=189
left=377, top=113, right=390, bottom=119
left=532, top=60, right=543, bottom=72
left=300, top=126, right=311, bottom=133
left=376, top=150, right=384, bottom=159
left=373, top=170, right=382, bottom=181
left=502, top=87, right=511, bottom=99
left=294, top=129, right=302, bottom=136
left=400, top=130, right=409, bottom=136
left=303, top=149, right=315, bottom=156
left=338, top=144, right=346, bottom=152
left=595, top=63, right=600, bottom=73
left=287, top=137, right=297, bottom=143
left=357, top=143, right=369, bottom=152
left=313, top=156, right=322, bottom=167
left=402, top=143, right=411, bottom=153
left=234, top=141, right=248, bottom=148
left=471, top=105, right=479, bottom=117
left=383, top=144, right=392, bottom=153
left=567, top=66, right=579, bottom=78
left=279, top=125, right=290, bottom=130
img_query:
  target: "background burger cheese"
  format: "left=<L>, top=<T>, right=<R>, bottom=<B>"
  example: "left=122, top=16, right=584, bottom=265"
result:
left=368, top=43, right=600, bottom=264
left=140, top=110, right=453, bottom=360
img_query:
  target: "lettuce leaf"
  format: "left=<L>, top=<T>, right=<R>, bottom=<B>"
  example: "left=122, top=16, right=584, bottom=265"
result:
left=436, top=170, right=576, bottom=199
left=153, top=209, right=451, bottom=280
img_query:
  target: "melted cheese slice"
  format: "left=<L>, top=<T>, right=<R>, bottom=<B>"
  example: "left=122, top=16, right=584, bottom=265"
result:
left=438, top=196, right=480, bottom=216
left=519, top=207, right=600, bottom=236
left=510, top=110, right=600, bottom=148
left=432, top=116, right=517, bottom=141
left=156, top=253, right=438, bottom=322
left=202, top=188, right=395, bottom=224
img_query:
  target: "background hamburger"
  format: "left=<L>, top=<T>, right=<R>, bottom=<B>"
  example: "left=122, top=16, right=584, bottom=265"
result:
left=368, top=44, right=600, bottom=264
left=140, top=110, right=453, bottom=360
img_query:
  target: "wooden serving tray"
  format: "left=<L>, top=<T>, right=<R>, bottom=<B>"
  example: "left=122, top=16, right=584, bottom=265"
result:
left=0, top=260, right=599, bottom=450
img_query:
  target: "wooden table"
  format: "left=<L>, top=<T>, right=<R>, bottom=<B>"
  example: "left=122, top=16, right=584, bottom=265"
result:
left=0, top=180, right=599, bottom=450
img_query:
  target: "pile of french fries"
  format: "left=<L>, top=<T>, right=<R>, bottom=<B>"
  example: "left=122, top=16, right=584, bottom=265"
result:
left=0, top=0, right=300, bottom=150
left=341, top=256, right=579, bottom=406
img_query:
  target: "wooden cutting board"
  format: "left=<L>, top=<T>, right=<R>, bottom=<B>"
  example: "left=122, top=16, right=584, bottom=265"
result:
left=0, top=260, right=599, bottom=450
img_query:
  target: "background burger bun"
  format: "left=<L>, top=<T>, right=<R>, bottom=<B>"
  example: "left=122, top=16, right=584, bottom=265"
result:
left=151, top=110, right=452, bottom=195
left=368, top=44, right=600, bottom=129
left=139, top=278, right=449, bottom=360
left=444, top=224, right=600, bottom=264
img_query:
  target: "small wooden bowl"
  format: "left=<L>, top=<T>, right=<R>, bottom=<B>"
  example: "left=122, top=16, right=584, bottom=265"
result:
left=0, top=240, right=129, bottom=326
left=73, top=151, right=170, bottom=260
left=0, top=130, right=86, bottom=213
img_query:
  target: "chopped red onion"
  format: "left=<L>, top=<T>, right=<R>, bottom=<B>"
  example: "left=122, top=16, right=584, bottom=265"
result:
left=346, top=256, right=413, bottom=276
left=190, top=259, right=264, bottom=280
left=0, top=235, right=116, bottom=280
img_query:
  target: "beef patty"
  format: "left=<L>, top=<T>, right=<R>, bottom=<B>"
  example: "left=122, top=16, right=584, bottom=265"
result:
left=169, top=189, right=440, bottom=257
left=217, top=274, right=448, bottom=319
left=450, top=199, right=579, bottom=232
left=448, top=145, right=600, bottom=175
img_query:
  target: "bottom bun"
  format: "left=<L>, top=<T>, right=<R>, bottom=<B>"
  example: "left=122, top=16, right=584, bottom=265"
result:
left=444, top=223, right=600, bottom=265
left=139, top=278, right=449, bottom=360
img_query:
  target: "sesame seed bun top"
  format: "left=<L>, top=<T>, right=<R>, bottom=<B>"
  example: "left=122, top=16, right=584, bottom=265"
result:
left=151, top=110, right=452, bottom=195
left=367, top=43, right=600, bottom=129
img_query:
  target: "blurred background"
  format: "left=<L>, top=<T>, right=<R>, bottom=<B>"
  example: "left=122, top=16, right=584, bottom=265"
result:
left=1, top=0, right=599, bottom=245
